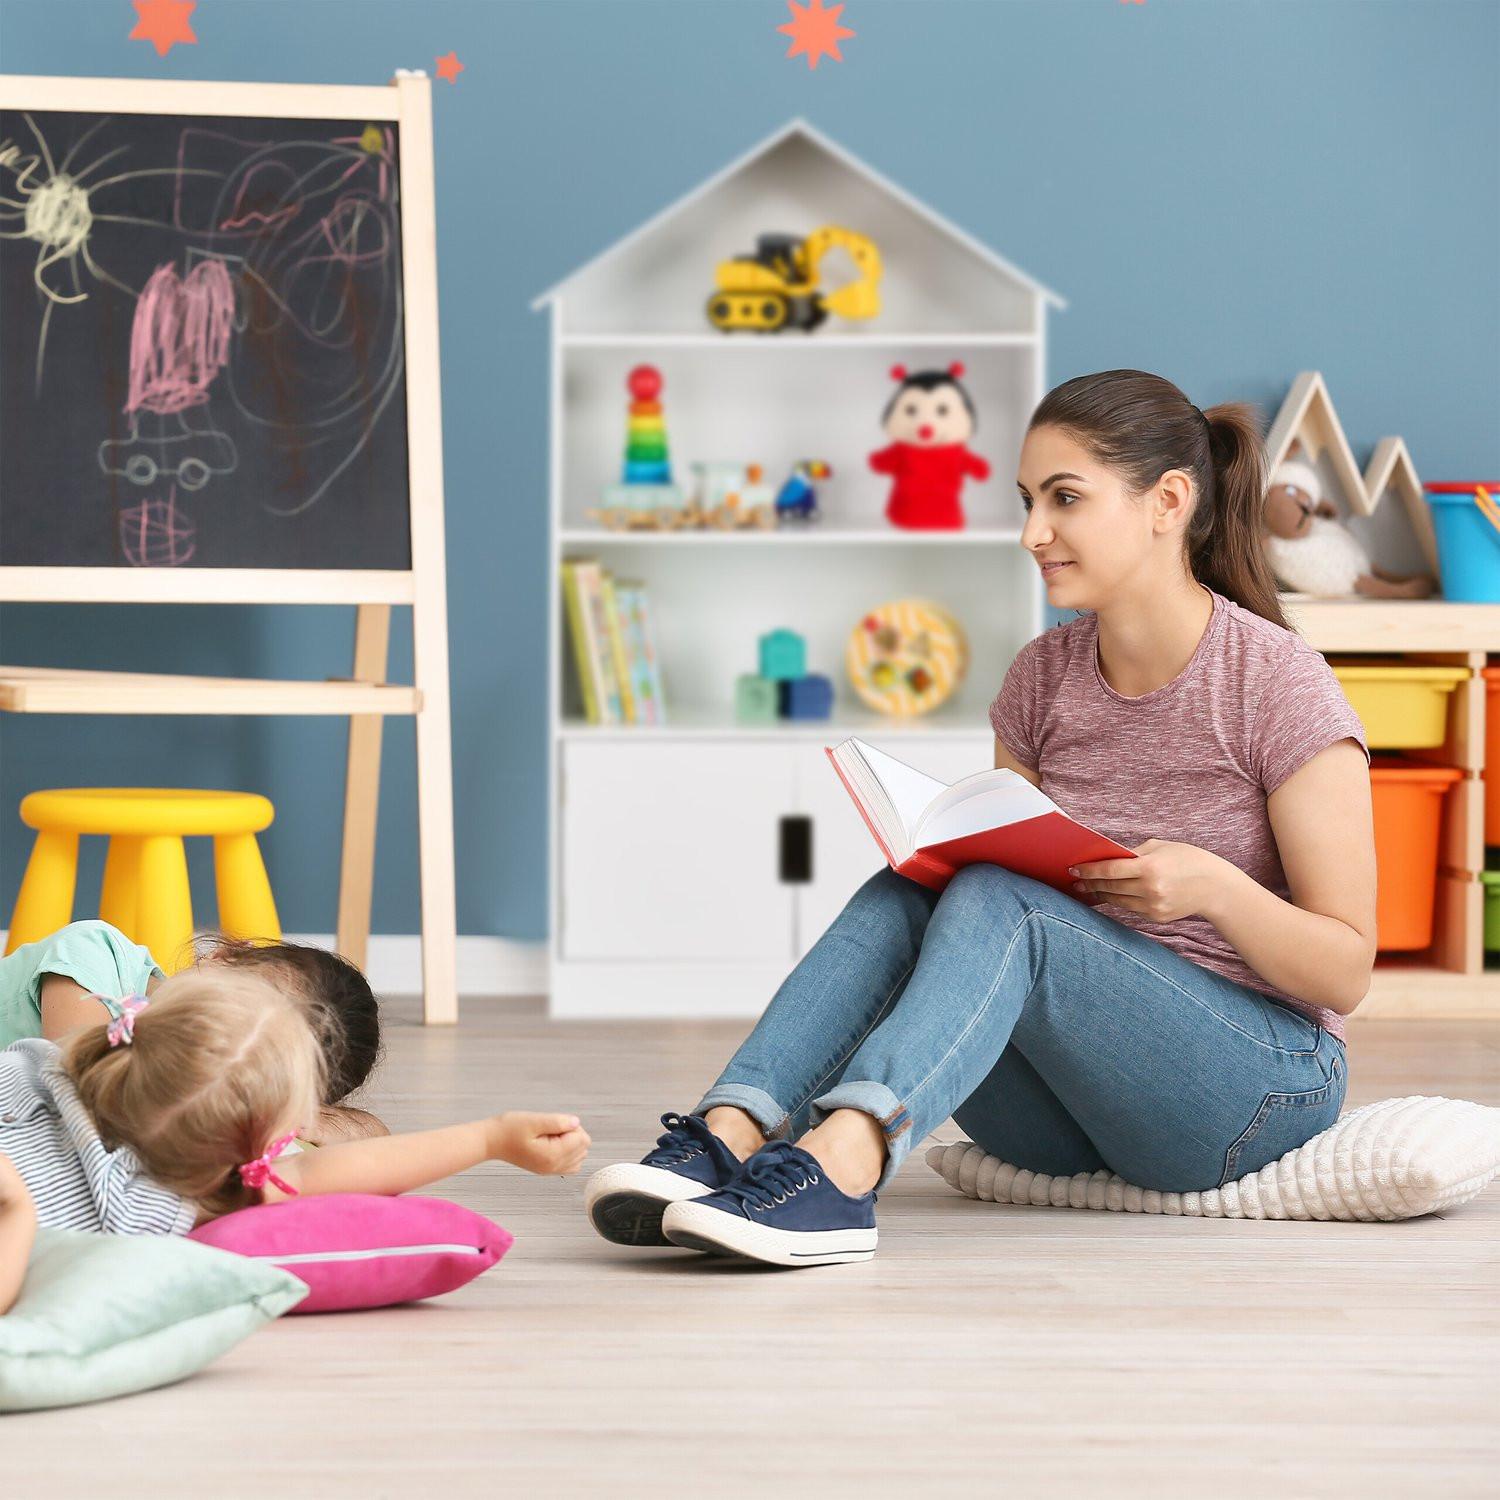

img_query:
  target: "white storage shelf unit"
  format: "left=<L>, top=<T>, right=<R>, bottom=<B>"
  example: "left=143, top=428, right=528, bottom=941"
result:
left=536, top=120, right=1063, bottom=1018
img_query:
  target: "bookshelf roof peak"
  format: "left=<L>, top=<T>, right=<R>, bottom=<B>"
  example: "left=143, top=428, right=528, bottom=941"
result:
left=530, top=117, right=1066, bottom=313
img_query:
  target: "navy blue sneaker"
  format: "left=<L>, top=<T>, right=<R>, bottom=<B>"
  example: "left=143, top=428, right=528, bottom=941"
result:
left=660, top=1140, right=878, bottom=1267
left=585, top=1112, right=747, bottom=1247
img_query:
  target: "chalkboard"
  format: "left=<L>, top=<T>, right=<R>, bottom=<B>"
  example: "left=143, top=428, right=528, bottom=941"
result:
left=0, top=108, right=411, bottom=570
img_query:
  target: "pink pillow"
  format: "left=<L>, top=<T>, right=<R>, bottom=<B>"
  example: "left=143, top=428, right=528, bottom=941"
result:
left=190, top=1195, right=513, bottom=1314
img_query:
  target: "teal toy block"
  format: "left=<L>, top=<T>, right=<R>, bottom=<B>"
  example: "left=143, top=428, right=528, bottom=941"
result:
left=735, top=674, right=779, bottom=723
left=758, top=629, right=806, bottom=682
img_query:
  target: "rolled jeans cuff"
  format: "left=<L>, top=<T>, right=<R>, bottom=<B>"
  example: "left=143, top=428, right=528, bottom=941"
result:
left=809, top=1081, right=912, bottom=1195
left=691, top=1083, right=794, bottom=1142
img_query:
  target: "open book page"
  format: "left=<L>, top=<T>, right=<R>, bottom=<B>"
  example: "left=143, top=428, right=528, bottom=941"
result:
left=850, top=741, right=947, bottom=834
left=914, top=776, right=1059, bottom=851
left=828, top=742, right=907, bottom=863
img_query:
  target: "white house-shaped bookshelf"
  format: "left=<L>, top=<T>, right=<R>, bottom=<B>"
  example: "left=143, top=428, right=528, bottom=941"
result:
left=532, top=117, right=1067, bottom=1018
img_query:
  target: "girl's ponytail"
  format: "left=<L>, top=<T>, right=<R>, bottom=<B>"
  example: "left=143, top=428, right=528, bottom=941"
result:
left=64, top=968, right=326, bottom=1217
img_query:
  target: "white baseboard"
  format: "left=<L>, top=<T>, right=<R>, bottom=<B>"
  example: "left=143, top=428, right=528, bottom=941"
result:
left=282, top=934, right=549, bottom=999
left=1, top=929, right=550, bottom=1000
left=549, top=958, right=780, bottom=1020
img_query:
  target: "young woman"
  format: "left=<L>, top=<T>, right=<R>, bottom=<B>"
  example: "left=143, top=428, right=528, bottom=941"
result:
left=586, top=368, right=1376, bottom=1269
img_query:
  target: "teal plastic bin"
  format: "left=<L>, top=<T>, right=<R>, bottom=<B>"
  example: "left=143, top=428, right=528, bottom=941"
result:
left=1425, top=484, right=1500, bottom=602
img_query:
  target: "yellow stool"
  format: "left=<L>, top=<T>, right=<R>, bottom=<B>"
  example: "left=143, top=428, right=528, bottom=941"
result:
left=5, top=788, right=281, bottom=973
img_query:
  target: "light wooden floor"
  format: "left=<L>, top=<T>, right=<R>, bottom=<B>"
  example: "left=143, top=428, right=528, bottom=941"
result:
left=13, top=1001, right=1500, bottom=1498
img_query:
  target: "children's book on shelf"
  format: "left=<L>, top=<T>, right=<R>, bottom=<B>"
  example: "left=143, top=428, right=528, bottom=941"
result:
left=599, top=573, right=637, bottom=723
left=578, top=561, right=625, bottom=722
left=614, top=579, right=667, bottom=725
left=561, top=559, right=609, bottom=723
left=560, top=561, right=667, bottom=725
left=825, top=737, right=1136, bottom=896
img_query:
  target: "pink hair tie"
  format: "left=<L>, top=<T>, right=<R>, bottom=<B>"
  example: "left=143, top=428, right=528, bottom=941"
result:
left=105, top=994, right=149, bottom=1048
left=238, top=1133, right=300, bottom=1197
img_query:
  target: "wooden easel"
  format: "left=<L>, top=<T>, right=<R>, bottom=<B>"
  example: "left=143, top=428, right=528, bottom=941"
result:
left=0, top=74, right=457, bottom=1023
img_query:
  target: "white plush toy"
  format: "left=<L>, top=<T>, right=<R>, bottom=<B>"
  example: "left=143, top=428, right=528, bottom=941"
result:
left=1261, top=447, right=1434, bottom=599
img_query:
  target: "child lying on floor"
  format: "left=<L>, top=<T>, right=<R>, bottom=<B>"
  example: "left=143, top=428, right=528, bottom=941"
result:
left=0, top=920, right=387, bottom=1145
left=0, top=965, right=590, bottom=1314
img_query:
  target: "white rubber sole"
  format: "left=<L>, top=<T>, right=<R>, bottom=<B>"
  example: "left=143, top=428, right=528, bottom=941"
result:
left=661, top=1199, right=878, bottom=1267
left=585, top=1162, right=714, bottom=1247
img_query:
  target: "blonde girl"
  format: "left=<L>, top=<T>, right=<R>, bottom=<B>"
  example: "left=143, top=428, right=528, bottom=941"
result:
left=0, top=919, right=387, bottom=1145
left=0, top=966, right=589, bottom=1312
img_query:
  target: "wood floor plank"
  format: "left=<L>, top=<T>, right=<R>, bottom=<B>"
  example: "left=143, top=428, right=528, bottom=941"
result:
left=10, top=1003, right=1498, bottom=1498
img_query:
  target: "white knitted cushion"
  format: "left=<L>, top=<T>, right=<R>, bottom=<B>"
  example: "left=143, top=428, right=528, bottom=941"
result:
left=925, top=1096, right=1500, bottom=1222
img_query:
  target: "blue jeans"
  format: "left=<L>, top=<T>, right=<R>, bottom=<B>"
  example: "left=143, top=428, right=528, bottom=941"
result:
left=694, top=865, right=1348, bottom=1196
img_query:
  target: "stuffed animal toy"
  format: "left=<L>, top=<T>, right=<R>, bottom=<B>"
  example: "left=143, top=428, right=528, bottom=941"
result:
left=868, top=363, right=990, bottom=530
left=1262, top=444, right=1435, bottom=599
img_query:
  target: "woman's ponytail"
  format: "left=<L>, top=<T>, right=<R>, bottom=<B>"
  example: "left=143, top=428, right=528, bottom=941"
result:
left=1191, top=401, right=1289, bottom=629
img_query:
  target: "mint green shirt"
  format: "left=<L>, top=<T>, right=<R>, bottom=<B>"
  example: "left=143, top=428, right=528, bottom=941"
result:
left=0, top=921, right=164, bottom=1048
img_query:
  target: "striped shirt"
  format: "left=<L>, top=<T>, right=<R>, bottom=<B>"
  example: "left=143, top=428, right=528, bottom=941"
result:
left=0, top=1039, right=194, bottom=1236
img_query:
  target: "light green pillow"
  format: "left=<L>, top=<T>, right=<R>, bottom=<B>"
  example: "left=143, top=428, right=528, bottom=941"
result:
left=0, top=1228, right=308, bottom=1411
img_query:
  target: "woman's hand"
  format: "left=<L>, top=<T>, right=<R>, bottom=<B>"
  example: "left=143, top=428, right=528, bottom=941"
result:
left=1069, top=839, right=1232, bottom=923
left=487, top=1112, right=591, bottom=1176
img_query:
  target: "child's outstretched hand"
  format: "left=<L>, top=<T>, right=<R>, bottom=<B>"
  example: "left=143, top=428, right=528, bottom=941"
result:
left=489, top=1112, right=591, bottom=1176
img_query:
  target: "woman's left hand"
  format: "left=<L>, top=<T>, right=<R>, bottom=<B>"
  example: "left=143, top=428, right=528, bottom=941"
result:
left=1069, top=839, right=1231, bottom=923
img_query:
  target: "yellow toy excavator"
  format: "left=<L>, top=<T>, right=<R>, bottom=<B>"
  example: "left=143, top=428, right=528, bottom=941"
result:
left=705, top=226, right=882, bottom=333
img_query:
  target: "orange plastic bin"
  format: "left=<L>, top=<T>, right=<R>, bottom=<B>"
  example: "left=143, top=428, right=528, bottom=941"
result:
left=1371, top=756, right=1463, bottom=951
left=1483, top=667, right=1500, bottom=846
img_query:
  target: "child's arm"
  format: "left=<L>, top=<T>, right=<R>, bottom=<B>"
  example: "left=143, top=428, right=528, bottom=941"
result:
left=258, top=1111, right=590, bottom=1205
left=39, top=974, right=111, bottom=1039
left=0, top=1153, right=37, bottom=1317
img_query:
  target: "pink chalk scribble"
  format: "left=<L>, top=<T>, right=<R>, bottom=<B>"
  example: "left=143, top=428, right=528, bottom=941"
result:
left=219, top=158, right=301, bottom=233
left=126, top=258, right=233, bottom=415
left=119, top=487, right=196, bottom=566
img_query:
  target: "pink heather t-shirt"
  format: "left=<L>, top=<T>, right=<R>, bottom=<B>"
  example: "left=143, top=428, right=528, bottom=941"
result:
left=988, top=587, right=1370, bottom=1040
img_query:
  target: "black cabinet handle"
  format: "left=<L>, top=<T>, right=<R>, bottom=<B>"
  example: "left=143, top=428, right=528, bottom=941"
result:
left=779, top=816, right=813, bottom=884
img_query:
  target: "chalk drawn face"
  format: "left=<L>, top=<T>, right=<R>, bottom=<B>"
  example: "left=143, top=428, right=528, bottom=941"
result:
left=884, top=382, right=974, bottom=447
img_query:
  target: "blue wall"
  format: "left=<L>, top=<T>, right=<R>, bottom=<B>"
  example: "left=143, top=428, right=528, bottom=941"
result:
left=0, top=0, right=1494, bottom=940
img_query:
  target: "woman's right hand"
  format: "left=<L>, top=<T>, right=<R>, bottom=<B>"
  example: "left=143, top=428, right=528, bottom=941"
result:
left=488, top=1112, right=591, bottom=1176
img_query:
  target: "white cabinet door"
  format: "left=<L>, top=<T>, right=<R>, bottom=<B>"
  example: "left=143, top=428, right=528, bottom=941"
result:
left=562, top=741, right=796, bottom=962
left=791, top=735, right=993, bottom=958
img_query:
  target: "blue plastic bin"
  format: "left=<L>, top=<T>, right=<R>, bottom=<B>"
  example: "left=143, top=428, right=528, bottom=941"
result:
left=1426, top=485, right=1500, bottom=602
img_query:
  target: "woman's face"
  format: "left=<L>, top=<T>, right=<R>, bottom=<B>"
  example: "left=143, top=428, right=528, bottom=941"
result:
left=1016, top=425, right=1189, bottom=604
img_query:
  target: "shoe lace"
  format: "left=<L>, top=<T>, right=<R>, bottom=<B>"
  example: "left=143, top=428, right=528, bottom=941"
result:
left=716, top=1141, right=819, bottom=1213
left=648, top=1112, right=714, bottom=1165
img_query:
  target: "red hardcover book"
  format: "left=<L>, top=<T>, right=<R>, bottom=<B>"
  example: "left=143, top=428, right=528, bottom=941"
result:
left=825, top=738, right=1136, bottom=900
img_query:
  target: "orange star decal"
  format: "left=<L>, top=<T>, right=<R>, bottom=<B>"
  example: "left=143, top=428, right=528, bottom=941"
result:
left=777, top=0, right=854, bottom=71
left=435, top=51, right=465, bottom=84
left=129, top=0, right=198, bottom=57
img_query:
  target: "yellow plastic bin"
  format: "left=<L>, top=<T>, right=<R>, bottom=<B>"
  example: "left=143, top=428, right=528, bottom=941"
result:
left=1328, top=660, right=1470, bottom=750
